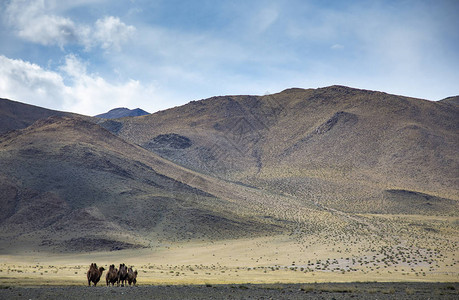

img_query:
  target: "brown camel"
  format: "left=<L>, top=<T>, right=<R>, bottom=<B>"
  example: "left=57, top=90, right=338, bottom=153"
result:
left=106, top=264, right=118, bottom=286
left=87, top=263, right=105, bottom=286
left=117, top=263, right=128, bottom=287
left=127, top=266, right=138, bottom=286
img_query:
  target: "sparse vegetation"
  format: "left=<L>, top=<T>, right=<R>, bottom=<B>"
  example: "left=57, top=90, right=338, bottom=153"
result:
left=0, top=87, right=458, bottom=290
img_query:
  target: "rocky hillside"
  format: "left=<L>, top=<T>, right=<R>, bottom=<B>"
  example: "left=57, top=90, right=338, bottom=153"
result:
left=0, top=86, right=457, bottom=253
left=109, top=86, right=459, bottom=213
left=0, top=98, right=79, bottom=134
left=0, top=116, right=287, bottom=253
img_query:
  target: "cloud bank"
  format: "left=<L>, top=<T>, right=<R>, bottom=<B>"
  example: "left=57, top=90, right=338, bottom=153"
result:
left=0, top=55, right=156, bottom=115
left=4, top=0, right=134, bottom=50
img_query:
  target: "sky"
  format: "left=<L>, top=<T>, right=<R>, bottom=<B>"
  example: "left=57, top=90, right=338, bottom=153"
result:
left=0, top=0, right=458, bottom=116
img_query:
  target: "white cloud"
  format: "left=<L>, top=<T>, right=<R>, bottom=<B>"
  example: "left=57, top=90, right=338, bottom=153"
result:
left=59, top=55, right=152, bottom=114
left=5, top=0, right=82, bottom=47
left=93, top=16, right=135, bottom=51
left=4, top=0, right=135, bottom=51
left=0, top=55, right=158, bottom=115
left=0, top=55, right=70, bottom=109
left=59, top=54, right=88, bottom=78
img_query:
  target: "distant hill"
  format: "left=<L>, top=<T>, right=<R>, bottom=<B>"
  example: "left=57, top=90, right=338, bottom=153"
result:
left=95, top=107, right=149, bottom=119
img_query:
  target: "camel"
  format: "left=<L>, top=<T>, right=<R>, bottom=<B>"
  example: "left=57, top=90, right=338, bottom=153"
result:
left=87, top=263, right=105, bottom=286
left=106, top=264, right=118, bottom=286
left=117, top=263, right=128, bottom=287
left=127, top=266, right=138, bottom=286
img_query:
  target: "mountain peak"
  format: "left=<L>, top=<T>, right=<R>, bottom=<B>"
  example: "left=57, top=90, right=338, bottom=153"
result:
left=95, top=107, right=149, bottom=119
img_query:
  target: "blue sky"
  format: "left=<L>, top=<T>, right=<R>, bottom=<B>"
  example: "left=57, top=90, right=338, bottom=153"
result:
left=0, top=0, right=458, bottom=115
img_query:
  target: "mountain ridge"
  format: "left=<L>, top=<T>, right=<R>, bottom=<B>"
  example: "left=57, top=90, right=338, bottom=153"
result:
left=95, top=107, right=150, bottom=119
left=112, top=86, right=458, bottom=203
left=0, top=85, right=458, bottom=254
left=440, top=95, right=459, bottom=106
left=0, top=98, right=85, bottom=135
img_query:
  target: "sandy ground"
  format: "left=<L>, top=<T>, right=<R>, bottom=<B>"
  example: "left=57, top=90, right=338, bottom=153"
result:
left=1, top=232, right=458, bottom=285
left=1, top=219, right=458, bottom=299
left=0, top=282, right=458, bottom=299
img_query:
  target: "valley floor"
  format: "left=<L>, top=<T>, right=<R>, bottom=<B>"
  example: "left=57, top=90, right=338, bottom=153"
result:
left=1, top=214, right=458, bottom=296
left=1, top=233, right=458, bottom=286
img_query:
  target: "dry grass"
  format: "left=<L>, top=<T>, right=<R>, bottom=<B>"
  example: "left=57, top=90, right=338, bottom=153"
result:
left=0, top=87, right=458, bottom=287
left=1, top=218, right=458, bottom=286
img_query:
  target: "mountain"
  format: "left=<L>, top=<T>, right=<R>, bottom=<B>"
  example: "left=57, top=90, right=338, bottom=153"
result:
left=95, top=107, right=150, bottom=119
left=0, top=115, right=294, bottom=253
left=109, top=85, right=459, bottom=214
left=1, top=86, right=458, bottom=255
left=0, top=98, right=78, bottom=134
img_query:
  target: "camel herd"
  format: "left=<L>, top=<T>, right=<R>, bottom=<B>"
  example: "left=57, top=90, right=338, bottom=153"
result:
left=87, top=263, right=137, bottom=287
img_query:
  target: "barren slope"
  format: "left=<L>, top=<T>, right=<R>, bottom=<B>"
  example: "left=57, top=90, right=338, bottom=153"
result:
left=0, top=116, right=293, bottom=253
left=0, top=98, right=85, bottom=134
left=109, top=86, right=459, bottom=214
